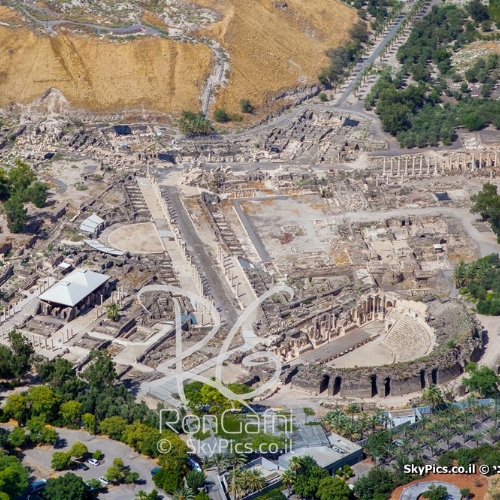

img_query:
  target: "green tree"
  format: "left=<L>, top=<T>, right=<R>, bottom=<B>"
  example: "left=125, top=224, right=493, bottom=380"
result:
left=463, top=365, right=499, bottom=397
left=153, top=468, right=183, bottom=494
left=69, top=442, right=88, bottom=460
left=178, top=111, right=214, bottom=136
left=8, top=426, right=27, bottom=448
left=3, top=195, right=27, bottom=232
left=0, top=168, right=11, bottom=200
left=8, top=330, right=34, bottom=378
left=241, top=469, right=265, bottom=493
left=348, top=20, right=369, bottom=43
left=60, top=400, right=83, bottom=427
left=135, top=491, right=160, bottom=500
left=8, top=160, right=36, bottom=194
left=25, top=181, right=48, bottom=208
left=26, top=385, right=59, bottom=421
left=82, top=413, right=96, bottom=434
left=82, top=350, right=117, bottom=391
left=0, top=454, right=29, bottom=498
left=51, top=451, right=73, bottom=471
left=460, top=487, right=471, bottom=499
left=282, top=470, right=295, bottom=497
left=422, top=484, right=448, bottom=500
left=213, top=108, right=229, bottom=123
left=172, top=487, right=196, bottom=500
left=43, top=472, right=92, bottom=500
left=421, top=384, right=444, bottom=410
left=353, top=467, right=397, bottom=500
left=292, top=456, right=328, bottom=499
left=316, top=476, right=351, bottom=500
left=205, top=453, right=229, bottom=475
left=106, top=303, right=120, bottom=322
left=240, top=99, right=253, bottom=114
left=186, top=470, right=206, bottom=490
left=99, top=416, right=127, bottom=440
left=3, top=393, right=28, bottom=425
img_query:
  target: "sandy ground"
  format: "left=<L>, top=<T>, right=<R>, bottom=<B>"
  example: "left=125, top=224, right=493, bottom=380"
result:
left=107, top=222, right=164, bottom=253
left=1, top=0, right=356, bottom=116
left=195, top=0, right=357, bottom=114
left=0, top=27, right=212, bottom=113
left=390, top=472, right=488, bottom=500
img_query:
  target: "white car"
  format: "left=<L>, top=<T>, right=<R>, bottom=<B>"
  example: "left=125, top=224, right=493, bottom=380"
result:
left=87, top=458, right=100, bottom=467
left=99, top=476, right=110, bottom=485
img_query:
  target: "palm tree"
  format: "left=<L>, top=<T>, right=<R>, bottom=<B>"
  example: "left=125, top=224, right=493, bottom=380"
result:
left=289, top=456, right=302, bottom=473
left=228, top=451, right=247, bottom=471
left=107, top=302, right=120, bottom=322
left=470, top=431, right=484, bottom=447
left=205, top=453, right=229, bottom=476
left=486, top=425, right=498, bottom=443
left=366, top=412, right=383, bottom=435
left=453, top=260, right=467, bottom=287
left=424, top=436, right=438, bottom=457
left=344, top=404, right=361, bottom=417
left=324, top=410, right=345, bottom=434
left=418, top=414, right=430, bottom=430
left=228, top=469, right=245, bottom=500
left=456, top=424, right=469, bottom=443
left=241, top=469, right=265, bottom=493
left=421, top=384, right=444, bottom=411
left=172, top=487, right=195, bottom=500
left=340, top=418, right=361, bottom=442
left=441, top=430, right=454, bottom=452
left=357, top=414, right=370, bottom=440
left=282, top=470, right=295, bottom=497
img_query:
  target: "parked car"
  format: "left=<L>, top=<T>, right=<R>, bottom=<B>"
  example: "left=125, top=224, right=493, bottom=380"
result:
left=151, top=467, right=162, bottom=475
left=77, top=462, right=89, bottom=470
left=87, top=458, right=100, bottom=467
left=99, top=476, right=110, bottom=485
left=30, top=479, right=47, bottom=493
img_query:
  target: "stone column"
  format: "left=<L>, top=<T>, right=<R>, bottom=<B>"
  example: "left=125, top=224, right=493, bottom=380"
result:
left=397, top=157, right=401, bottom=176
left=419, top=156, right=423, bottom=174
left=383, top=158, right=386, bottom=175
left=405, top=157, right=408, bottom=176
left=412, top=156, right=415, bottom=175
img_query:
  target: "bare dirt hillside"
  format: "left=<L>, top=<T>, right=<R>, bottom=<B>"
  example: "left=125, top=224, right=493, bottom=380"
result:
left=0, top=26, right=212, bottom=113
left=0, top=0, right=356, bottom=116
left=196, top=0, right=358, bottom=114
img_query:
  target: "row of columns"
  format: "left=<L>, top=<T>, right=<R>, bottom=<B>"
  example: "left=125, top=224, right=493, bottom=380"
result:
left=217, top=243, right=241, bottom=301
left=381, top=152, right=499, bottom=176
left=150, top=175, right=208, bottom=299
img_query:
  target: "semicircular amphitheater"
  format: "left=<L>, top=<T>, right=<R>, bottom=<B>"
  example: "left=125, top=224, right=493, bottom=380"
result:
left=276, top=290, right=482, bottom=399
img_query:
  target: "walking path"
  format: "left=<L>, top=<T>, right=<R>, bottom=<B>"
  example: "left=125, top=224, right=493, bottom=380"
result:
left=400, top=481, right=461, bottom=500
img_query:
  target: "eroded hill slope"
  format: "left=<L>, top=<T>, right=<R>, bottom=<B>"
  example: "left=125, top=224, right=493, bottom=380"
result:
left=0, top=0, right=356, bottom=116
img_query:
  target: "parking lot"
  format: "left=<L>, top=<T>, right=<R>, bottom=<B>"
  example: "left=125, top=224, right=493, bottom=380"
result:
left=1, top=425, right=160, bottom=499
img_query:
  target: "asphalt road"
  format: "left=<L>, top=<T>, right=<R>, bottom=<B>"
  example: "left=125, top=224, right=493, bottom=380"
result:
left=0, top=425, right=159, bottom=500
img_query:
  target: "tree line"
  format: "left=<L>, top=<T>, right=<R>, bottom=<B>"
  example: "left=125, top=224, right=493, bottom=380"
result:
left=365, top=3, right=500, bottom=148
left=0, top=160, right=48, bottom=233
